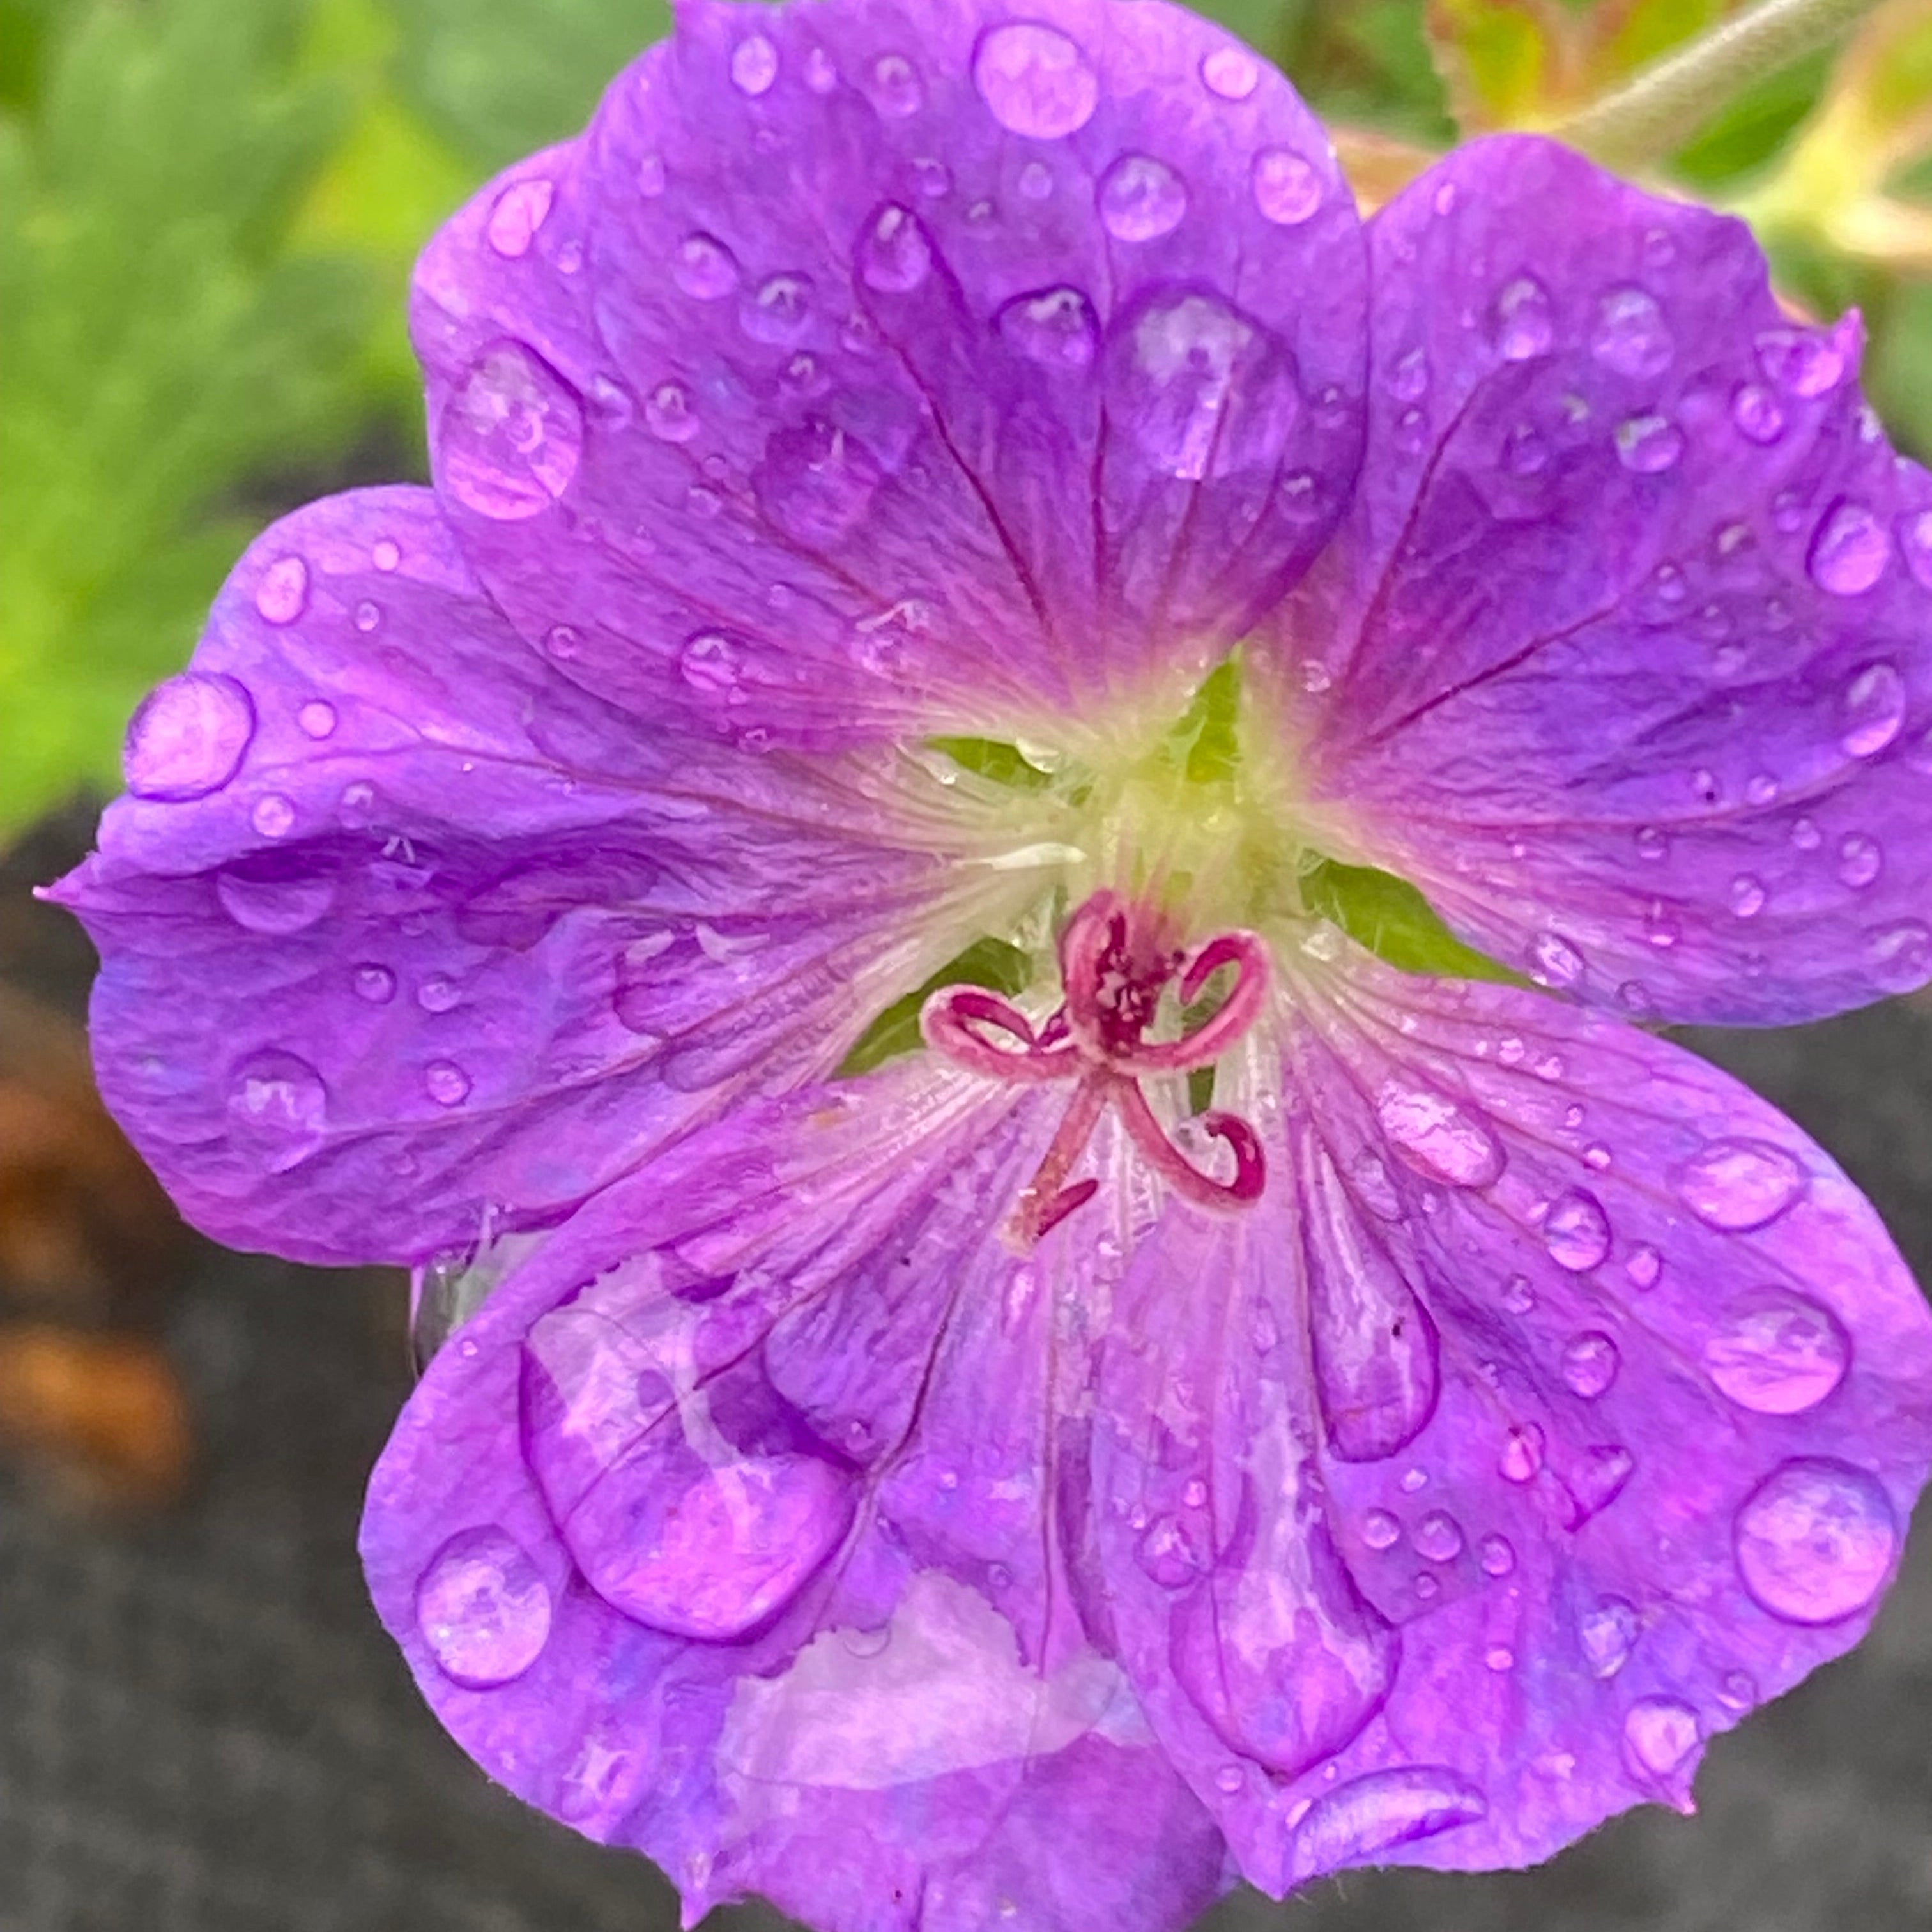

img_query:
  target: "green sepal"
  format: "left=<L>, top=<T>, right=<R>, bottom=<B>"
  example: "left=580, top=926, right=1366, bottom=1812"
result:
left=1301, top=857, right=1524, bottom=985
left=835, top=935, right=1034, bottom=1078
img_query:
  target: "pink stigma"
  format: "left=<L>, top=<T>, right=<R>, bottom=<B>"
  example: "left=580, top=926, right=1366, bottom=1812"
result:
left=921, top=892, right=1269, bottom=1245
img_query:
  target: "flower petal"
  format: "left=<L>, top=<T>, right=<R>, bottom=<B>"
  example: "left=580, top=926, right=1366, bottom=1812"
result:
left=53, top=489, right=1041, bottom=1264
left=413, top=0, right=1366, bottom=749
left=360, top=1069, right=1228, bottom=1932
left=1095, top=925, right=1932, bottom=1892
left=1278, top=136, right=1932, bottom=1024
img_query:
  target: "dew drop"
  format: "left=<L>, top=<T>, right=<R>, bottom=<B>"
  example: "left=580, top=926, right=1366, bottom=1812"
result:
left=1492, top=275, right=1554, bottom=361
left=125, top=673, right=256, bottom=801
left=1840, top=663, right=1906, bottom=758
left=637, top=152, right=666, bottom=196
left=1199, top=45, right=1259, bottom=100
left=869, top=51, right=924, bottom=118
left=1616, top=413, right=1684, bottom=474
left=858, top=204, right=931, bottom=293
left=1729, top=875, right=1767, bottom=919
left=417, top=973, right=461, bottom=1015
left=1718, top=1669, right=1757, bottom=1710
left=743, top=272, right=815, bottom=346
left=1705, top=1292, right=1848, bottom=1414
left=1756, top=328, right=1844, bottom=397
left=425, top=1060, right=473, bottom=1107
left=227, top=1050, right=328, bottom=1172
left=996, top=286, right=1099, bottom=370
left=973, top=21, right=1097, bottom=135
left=1810, top=502, right=1892, bottom=595
left=1374, top=1078, right=1504, bottom=1189
left=1625, top=1244, right=1662, bottom=1291
left=1361, top=1508, right=1401, bottom=1552
left=1251, top=148, right=1322, bottom=226
left=353, top=963, right=397, bottom=1005
left=730, top=33, right=778, bottom=96
left=1591, top=288, right=1673, bottom=379
left=1291, top=1767, right=1487, bottom=1878
left=1136, top=1512, right=1206, bottom=1588
left=674, top=233, right=741, bottom=300
left=415, top=1526, right=552, bottom=1689
left=1634, top=825, right=1668, bottom=861
left=1479, top=1533, right=1516, bottom=1577
left=679, top=631, right=742, bottom=695
left=1869, top=919, right=1932, bottom=993
left=1573, top=1445, right=1635, bottom=1521
left=1735, top=1459, right=1897, bottom=1624
left=1791, top=816, right=1822, bottom=852
left=486, top=177, right=555, bottom=258
left=1561, top=1331, right=1620, bottom=1400
left=1837, top=832, right=1883, bottom=888
left=1499, top=1423, right=1545, bottom=1484
left=1529, top=931, right=1584, bottom=990
left=296, top=698, right=337, bottom=740
left=1543, top=1189, right=1611, bottom=1271
left=1624, top=1697, right=1699, bottom=1777
left=1580, top=1597, right=1637, bottom=1678
left=217, top=864, right=334, bottom=936
left=1413, top=1511, right=1464, bottom=1563
left=251, top=793, right=295, bottom=839
left=1899, top=509, right=1932, bottom=590
left=1678, top=1138, right=1805, bottom=1230
left=803, top=46, right=836, bottom=93
left=1729, top=381, right=1784, bottom=445
left=255, top=556, right=310, bottom=625
left=1098, top=154, right=1188, bottom=241
left=439, top=342, right=583, bottom=521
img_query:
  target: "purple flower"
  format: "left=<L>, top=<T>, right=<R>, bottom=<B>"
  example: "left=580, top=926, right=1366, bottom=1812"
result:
left=50, top=1, right=1932, bottom=1926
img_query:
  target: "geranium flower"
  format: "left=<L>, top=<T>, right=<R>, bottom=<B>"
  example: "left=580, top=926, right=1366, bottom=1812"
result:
left=52, top=0, right=1932, bottom=1926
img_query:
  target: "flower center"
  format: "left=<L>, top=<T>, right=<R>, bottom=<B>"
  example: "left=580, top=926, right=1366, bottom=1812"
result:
left=922, top=889, right=1269, bottom=1245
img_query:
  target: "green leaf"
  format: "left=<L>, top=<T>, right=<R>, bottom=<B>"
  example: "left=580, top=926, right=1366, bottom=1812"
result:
left=1301, top=857, right=1522, bottom=983
left=390, top=0, right=672, bottom=169
left=836, top=935, right=1034, bottom=1078
left=929, top=736, right=1055, bottom=791
left=0, top=0, right=384, bottom=835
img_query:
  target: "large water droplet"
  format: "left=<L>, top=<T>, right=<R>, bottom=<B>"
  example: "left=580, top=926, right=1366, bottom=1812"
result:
left=1810, top=502, right=1892, bottom=595
left=730, top=33, right=778, bottom=96
left=1616, top=413, right=1683, bottom=474
left=1098, top=154, right=1188, bottom=241
left=425, top=1060, right=473, bottom=1107
left=1360, top=1508, right=1401, bottom=1551
left=868, top=51, right=924, bottom=118
left=1499, top=1422, right=1545, bottom=1484
left=1561, top=1331, right=1620, bottom=1400
left=1199, top=45, right=1259, bottom=100
left=1530, top=931, right=1584, bottom=990
left=125, top=673, right=256, bottom=801
left=974, top=21, right=1098, bottom=137
left=1374, top=1079, right=1504, bottom=1189
left=217, top=861, right=335, bottom=936
left=857, top=204, right=931, bottom=293
left=1251, top=148, right=1322, bottom=226
left=1869, top=919, right=1932, bottom=993
left=1729, top=382, right=1784, bottom=445
left=1492, top=275, right=1554, bottom=361
left=673, top=233, right=741, bottom=300
left=1623, top=1697, right=1699, bottom=1776
left=1543, top=1189, right=1611, bottom=1271
left=296, top=698, right=337, bottom=740
left=1840, top=663, right=1906, bottom=758
left=415, top=1526, right=553, bottom=1687
left=1413, top=1510, right=1463, bottom=1562
left=743, top=272, right=815, bottom=346
left=1591, top=288, right=1673, bottom=379
left=645, top=380, right=700, bottom=443
left=439, top=342, right=583, bottom=521
left=1479, top=1533, right=1516, bottom=1577
left=1756, top=328, right=1844, bottom=397
left=1837, top=832, right=1883, bottom=889
left=996, top=286, right=1100, bottom=370
left=1580, top=1597, right=1637, bottom=1677
left=255, top=556, right=309, bottom=625
left=1735, top=1459, right=1897, bottom=1624
left=1677, top=1138, right=1805, bottom=1231
left=227, top=1050, right=328, bottom=1172
left=250, top=793, right=295, bottom=839
left=1704, top=1292, right=1848, bottom=1414
left=486, top=178, right=555, bottom=257
left=353, top=963, right=397, bottom=1004
left=1291, top=1767, right=1487, bottom=1878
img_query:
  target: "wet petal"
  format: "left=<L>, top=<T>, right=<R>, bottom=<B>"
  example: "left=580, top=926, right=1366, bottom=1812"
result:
left=1279, top=137, right=1932, bottom=1024
left=413, top=0, right=1365, bottom=749
left=362, top=1068, right=1227, bottom=1932
left=1129, top=927, right=1932, bottom=1890
left=53, top=489, right=1039, bottom=1264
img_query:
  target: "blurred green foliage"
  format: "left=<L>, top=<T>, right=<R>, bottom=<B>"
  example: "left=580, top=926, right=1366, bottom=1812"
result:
left=1, top=0, right=1928, bottom=838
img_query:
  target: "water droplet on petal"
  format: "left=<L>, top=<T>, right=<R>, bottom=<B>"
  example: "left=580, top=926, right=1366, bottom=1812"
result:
left=1374, top=1078, right=1504, bottom=1188
left=743, top=272, right=815, bottom=346
left=1251, top=148, right=1322, bottom=225
left=1561, top=1331, right=1620, bottom=1400
left=1735, top=1459, right=1897, bottom=1624
left=868, top=51, right=924, bottom=118
left=1869, top=919, right=1932, bottom=992
left=255, top=556, right=309, bottom=625
left=1840, top=663, right=1906, bottom=758
left=1591, top=288, right=1673, bottom=379
left=1199, top=45, right=1259, bottom=100
left=1529, top=931, right=1584, bottom=989
left=678, top=631, right=742, bottom=695
left=251, top=793, right=295, bottom=839
left=996, top=286, right=1099, bottom=369
left=1729, top=874, right=1767, bottom=919
left=1291, top=1767, right=1487, bottom=1878
left=674, top=233, right=741, bottom=300
left=1810, top=502, right=1892, bottom=595
left=217, top=863, right=335, bottom=935
left=1499, top=1423, right=1545, bottom=1484
left=1491, top=275, right=1554, bottom=360
left=1414, top=1511, right=1463, bottom=1562
left=1543, top=1189, right=1611, bottom=1271
left=1361, top=1509, right=1401, bottom=1551
left=1580, top=1597, right=1637, bottom=1677
left=1479, top=1533, right=1516, bottom=1577
left=416, top=1526, right=552, bottom=1688
left=1625, top=1243, right=1662, bottom=1291
left=1756, top=328, right=1844, bottom=397
left=1718, top=1669, right=1757, bottom=1710
left=1678, top=1138, right=1805, bottom=1230
left=227, top=1050, right=328, bottom=1172
left=440, top=342, right=583, bottom=521
left=803, top=45, right=836, bottom=93
left=644, top=380, right=700, bottom=443
left=1705, top=1292, right=1848, bottom=1414
left=353, top=963, right=397, bottom=1004
left=858, top=204, right=931, bottom=293
left=1624, top=1696, right=1699, bottom=1776
left=1899, top=509, right=1932, bottom=589
left=1572, top=1445, right=1635, bottom=1520
left=416, top=973, right=461, bottom=1014
left=1729, top=381, right=1784, bottom=444
left=973, top=20, right=1096, bottom=135
left=730, top=33, right=778, bottom=96
left=1136, top=1512, right=1206, bottom=1587
left=1098, top=154, right=1188, bottom=241
left=1616, top=413, right=1684, bottom=473
left=425, top=1060, right=472, bottom=1107
left=1837, top=831, right=1883, bottom=888
left=486, top=178, right=555, bottom=257
left=125, top=673, right=256, bottom=801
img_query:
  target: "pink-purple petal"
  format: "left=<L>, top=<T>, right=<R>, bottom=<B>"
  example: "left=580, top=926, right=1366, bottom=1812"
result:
left=1278, top=135, right=1932, bottom=1025
left=413, top=0, right=1367, bottom=749
left=54, top=488, right=1018, bottom=1264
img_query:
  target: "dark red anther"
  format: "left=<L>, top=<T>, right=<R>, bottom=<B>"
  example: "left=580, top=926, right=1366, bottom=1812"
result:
left=919, top=891, right=1271, bottom=1246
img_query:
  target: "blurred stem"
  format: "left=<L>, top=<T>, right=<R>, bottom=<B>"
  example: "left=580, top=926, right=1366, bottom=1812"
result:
left=1552, top=0, right=1883, bottom=171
